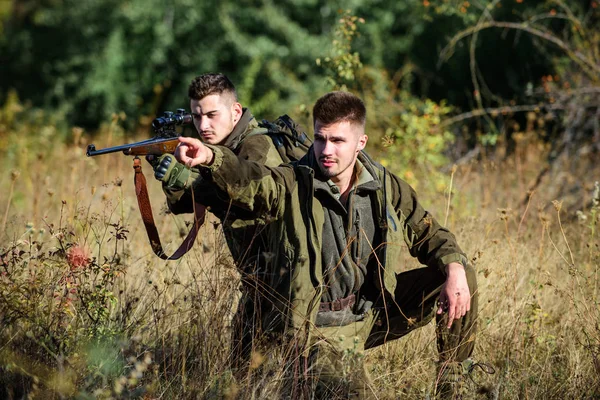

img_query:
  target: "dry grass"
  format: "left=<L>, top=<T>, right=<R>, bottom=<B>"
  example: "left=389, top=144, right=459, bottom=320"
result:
left=1, top=121, right=599, bottom=399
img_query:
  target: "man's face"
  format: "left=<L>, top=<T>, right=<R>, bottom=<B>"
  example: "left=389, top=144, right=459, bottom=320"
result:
left=190, top=93, right=242, bottom=145
left=313, top=120, right=368, bottom=181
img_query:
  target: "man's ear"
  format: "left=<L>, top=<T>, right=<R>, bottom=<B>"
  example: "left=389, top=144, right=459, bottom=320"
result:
left=357, top=134, right=368, bottom=152
left=231, top=102, right=243, bottom=124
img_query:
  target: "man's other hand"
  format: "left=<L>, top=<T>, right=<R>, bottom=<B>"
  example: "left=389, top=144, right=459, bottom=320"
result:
left=437, top=262, right=471, bottom=328
left=176, top=137, right=215, bottom=167
left=146, top=154, right=191, bottom=191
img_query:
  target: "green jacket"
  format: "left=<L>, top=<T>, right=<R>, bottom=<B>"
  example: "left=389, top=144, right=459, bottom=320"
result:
left=163, top=108, right=285, bottom=264
left=195, top=144, right=469, bottom=339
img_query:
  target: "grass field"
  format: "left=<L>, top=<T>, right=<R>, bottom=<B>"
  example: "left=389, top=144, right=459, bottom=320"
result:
left=1, top=120, right=599, bottom=399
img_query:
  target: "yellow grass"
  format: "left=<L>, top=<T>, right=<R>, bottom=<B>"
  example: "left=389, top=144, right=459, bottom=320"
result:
left=1, top=123, right=599, bottom=399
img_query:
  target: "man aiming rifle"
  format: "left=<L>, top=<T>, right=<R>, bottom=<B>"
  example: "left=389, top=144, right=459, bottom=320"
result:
left=148, top=73, right=312, bottom=376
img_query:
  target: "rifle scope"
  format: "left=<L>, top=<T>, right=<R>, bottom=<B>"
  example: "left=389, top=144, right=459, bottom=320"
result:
left=152, top=109, right=193, bottom=130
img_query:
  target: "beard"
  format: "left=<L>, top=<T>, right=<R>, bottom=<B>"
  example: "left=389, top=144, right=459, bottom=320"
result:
left=318, top=157, right=337, bottom=178
left=319, top=166, right=336, bottom=178
left=318, top=157, right=355, bottom=180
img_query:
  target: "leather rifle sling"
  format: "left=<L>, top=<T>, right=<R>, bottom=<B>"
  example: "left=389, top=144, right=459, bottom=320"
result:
left=133, top=157, right=206, bottom=260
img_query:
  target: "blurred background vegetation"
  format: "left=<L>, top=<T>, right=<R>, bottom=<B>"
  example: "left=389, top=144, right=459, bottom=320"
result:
left=1, top=0, right=598, bottom=182
left=0, top=1, right=595, bottom=122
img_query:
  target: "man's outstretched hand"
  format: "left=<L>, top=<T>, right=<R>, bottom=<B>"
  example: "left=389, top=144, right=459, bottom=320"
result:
left=175, top=137, right=215, bottom=167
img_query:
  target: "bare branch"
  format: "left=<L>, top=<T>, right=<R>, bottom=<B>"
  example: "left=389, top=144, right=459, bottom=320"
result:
left=439, top=104, right=562, bottom=128
left=438, top=21, right=600, bottom=81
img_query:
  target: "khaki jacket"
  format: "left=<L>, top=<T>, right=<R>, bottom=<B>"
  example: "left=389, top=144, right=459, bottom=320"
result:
left=163, top=108, right=285, bottom=264
left=195, top=144, right=468, bottom=340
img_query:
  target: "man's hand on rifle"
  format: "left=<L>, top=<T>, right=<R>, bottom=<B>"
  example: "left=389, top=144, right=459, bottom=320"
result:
left=176, top=137, right=215, bottom=167
left=145, top=154, right=192, bottom=191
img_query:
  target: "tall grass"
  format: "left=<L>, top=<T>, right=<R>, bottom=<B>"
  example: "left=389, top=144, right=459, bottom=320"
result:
left=1, top=111, right=599, bottom=399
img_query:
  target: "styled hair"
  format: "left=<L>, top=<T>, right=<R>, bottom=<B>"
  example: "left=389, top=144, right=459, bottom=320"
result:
left=312, top=91, right=366, bottom=127
left=188, top=73, right=238, bottom=101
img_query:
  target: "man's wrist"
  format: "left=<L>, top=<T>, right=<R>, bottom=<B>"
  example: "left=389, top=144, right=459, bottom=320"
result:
left=439, top=253, right=468, bottom=274
left=199, top=145, right=223, bottom=172
left=445, top=262, right=465, bottom=275
left=204, top=149, right=215, bottom=166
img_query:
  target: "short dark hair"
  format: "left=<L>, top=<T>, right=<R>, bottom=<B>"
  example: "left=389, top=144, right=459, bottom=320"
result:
left=188, top=73, right=238, bottom=101
left=312, top=91, right=366, bottom=127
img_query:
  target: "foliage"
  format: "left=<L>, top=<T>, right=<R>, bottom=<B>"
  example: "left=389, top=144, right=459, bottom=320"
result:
left=2, top=0, right=593, bottom=135
left=315, top=11, right=455, bottom=188
left=0, top=203, right=141, bottom=397
left=377, top=93, right=454, bottom=187
left=0, top=0, right=330, bottom=128
left=436, top=0, right=599, bottom=152
left=316, top=10, right=365, bottom=91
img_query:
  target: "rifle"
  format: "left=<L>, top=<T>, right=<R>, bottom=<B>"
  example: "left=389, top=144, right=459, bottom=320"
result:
left=87, top=109, right=206, bottom=260
left=86, top=109, right=192, bottom=157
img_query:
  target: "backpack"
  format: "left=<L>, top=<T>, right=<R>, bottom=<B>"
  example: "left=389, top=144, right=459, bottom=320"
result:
left=253, top=114, right=312, bottom=163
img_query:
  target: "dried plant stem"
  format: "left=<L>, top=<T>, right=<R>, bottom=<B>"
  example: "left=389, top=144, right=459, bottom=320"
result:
left=556, top=209, right=576, bottom=267
left=547, top=229, right=574, bottom=268
left=517, top=191, right=535, bottom=239
left=502, top=217, right=518, bottom=302
left=444, top=165, right=457, bottom=227
left=181, top=342, right=187, bottom=395
left=538, top=223, right=547, bottom=262
left=2, top=179, right=17, bottom=235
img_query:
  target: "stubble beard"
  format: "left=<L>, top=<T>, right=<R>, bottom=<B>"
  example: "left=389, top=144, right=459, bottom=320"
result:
left=318, top=158, right=354, bottom=181
left=318, top=157, right=337, bottom=179
left=319, top=166, right=336, bottom=179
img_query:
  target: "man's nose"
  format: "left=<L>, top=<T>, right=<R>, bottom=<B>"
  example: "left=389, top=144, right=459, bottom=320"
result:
left=322, top=140, right=334, bottom=155
left=199, top=117, right=211, bottom=131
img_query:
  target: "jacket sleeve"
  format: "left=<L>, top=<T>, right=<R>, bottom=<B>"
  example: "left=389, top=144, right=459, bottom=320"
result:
left=162, top=135, right=284, bottom=215
left=194, top=145, right=296, bottom=222
left=160, top=167, right=222, bottom=215
left=390, top=173, right=468, bottom=273
left=161, top=172, right=212, bottom=215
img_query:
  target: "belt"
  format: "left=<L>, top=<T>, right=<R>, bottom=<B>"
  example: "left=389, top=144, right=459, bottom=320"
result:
left=319, top=294, right=356, bottom=313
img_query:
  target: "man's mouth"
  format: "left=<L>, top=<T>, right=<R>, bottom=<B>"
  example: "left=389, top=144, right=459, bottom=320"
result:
left=320, top=158, right=336, bottom=167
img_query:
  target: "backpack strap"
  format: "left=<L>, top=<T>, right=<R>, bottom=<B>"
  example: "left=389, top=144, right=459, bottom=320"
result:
left=256, top=115, right=313, bottom=163
left=133, top=157, right=205, bottom=260
left=275, top=114, right=312, bottom=147
left=257, top=115, right=311, bottom=146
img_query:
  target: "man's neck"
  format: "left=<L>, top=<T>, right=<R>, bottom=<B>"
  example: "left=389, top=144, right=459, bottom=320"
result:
left=332, top=164, right=357, bottom=204
left=219, top=108, right=249, bottom=148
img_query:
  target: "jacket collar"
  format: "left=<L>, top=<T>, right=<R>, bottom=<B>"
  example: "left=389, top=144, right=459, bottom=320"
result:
left=220, top=108, right=257, bottom=150
left=313, top=159, right=380, bottom=199
left=298, top=146, right=382, bottom=191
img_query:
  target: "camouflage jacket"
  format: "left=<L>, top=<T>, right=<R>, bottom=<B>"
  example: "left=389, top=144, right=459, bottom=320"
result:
left=194, top=144, right=469, bottom=338
left=163, top=108, right=285, bottom=264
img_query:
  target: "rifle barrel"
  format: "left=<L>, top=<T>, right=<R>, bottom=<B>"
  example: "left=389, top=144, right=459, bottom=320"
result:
left=86, top=137, right=176, bottom=157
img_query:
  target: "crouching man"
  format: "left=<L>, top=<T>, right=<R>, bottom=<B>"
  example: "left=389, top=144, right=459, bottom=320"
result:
left=175, top=91, right=479, bottom=399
